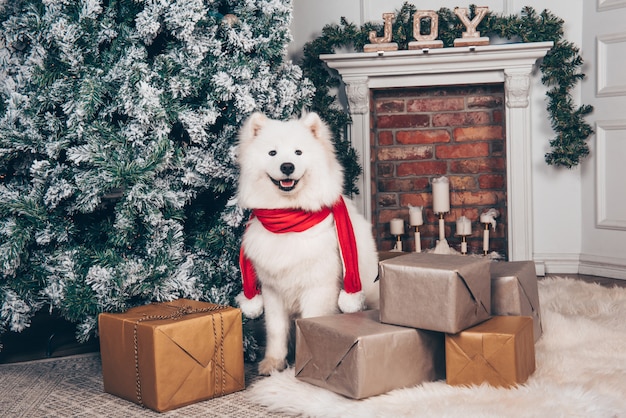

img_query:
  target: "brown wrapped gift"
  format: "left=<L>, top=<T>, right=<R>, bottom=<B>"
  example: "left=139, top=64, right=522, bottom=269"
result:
left=491, top=261, right=543, bottom=342
left=445, top=316, right=535, bottom=388
left=98, top=299, right=244, bottom=412
left=295, top=310, right=444, bottom=399
left=379, top=253, right=491, bottom=333
left=378, top=251, right=407, bottom=262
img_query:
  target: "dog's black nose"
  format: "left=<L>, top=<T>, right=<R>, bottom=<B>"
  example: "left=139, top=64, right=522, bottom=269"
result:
left=280, top=162, right=295, bottom=176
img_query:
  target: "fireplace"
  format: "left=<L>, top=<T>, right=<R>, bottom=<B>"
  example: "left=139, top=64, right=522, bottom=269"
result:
left=321, top=42, right=553, bottom=261
left=371, top=84, right=507, bottom=255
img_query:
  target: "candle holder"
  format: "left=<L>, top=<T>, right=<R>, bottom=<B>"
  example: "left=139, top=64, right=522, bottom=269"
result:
left=479, top=208, right=499, bottom=256
left=460, top=235, right=468, bottom=255
left=408, top=205, right=423, bottom=253
left=436, top=212, right=447, bottom=241
left=413, top=226, right=421, bottom=253
left=455, top=215, right=471, bottom=255
left=391, top=233, right=403, bottom=252
left=482, top=222, right=490, bottom=256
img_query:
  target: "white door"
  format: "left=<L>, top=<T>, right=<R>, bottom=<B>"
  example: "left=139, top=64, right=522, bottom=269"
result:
left=580, top=0, right=626, bottom=279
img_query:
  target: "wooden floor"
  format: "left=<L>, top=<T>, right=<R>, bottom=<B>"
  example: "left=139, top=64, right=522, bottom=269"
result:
left=0, top=274, right=624, bottom=365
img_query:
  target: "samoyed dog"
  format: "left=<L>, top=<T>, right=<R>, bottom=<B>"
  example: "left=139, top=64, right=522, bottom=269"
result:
left=235, top=112, right=379, bottom=375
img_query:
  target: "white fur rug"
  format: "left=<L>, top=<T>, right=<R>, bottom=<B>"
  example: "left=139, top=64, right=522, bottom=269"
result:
left=246, top=277, right=626, bottom=417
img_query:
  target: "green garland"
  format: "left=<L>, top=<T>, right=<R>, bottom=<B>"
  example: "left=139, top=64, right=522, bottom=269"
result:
left=301, top=3, right=593, bottom=173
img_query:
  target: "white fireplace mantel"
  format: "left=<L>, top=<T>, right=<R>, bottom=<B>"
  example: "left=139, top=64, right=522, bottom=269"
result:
left=321, top=41, right=553, bottom=261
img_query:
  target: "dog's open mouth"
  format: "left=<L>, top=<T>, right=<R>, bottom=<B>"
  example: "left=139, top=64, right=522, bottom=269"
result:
left=270, top=176, right=299, bottom=192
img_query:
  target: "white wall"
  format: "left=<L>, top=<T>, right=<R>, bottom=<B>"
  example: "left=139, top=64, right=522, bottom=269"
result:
left=517, top=0, right=584, bottom=275
left=288, top=0, right=626, bottom=278
left=289, top=0, right=537, bottom=59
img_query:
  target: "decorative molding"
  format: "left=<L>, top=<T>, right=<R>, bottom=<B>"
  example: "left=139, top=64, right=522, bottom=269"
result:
left=597, top=32, right=626, bottom=97
left=344, top=79, right=369, bottom=114
left=321, top=42, right=553, bottom=262
left=597, top=0, right=626, bottom=12
left=504, top=69, right=531, bottom=108
left=595, top=120, right=626, bottom=230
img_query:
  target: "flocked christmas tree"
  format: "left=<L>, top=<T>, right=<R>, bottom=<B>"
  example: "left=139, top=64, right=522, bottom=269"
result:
left=0, top=0, right=315, bottom=358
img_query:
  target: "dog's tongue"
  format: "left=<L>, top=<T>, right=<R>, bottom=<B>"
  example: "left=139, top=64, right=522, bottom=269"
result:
left=280, top=180, right=295, bottom=188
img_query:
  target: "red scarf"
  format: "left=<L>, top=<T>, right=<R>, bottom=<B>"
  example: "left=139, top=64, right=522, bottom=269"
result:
left=239, top=197, right=361, bottom=299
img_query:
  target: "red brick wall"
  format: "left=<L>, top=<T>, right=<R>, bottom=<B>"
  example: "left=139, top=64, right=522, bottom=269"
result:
left=371, top=84, right=508, bottom=257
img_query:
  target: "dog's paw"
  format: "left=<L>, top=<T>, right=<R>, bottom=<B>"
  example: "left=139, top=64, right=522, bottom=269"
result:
left=257, top=357, right=287, bottom=376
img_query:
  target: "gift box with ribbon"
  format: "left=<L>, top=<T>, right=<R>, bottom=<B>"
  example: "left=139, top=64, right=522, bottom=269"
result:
left=98, top=299, right=244, bottom=412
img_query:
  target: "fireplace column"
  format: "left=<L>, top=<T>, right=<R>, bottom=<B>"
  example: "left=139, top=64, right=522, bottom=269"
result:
left=343, top=77, right=372, bottom=220
left=504, top=68, right=533, bottom=261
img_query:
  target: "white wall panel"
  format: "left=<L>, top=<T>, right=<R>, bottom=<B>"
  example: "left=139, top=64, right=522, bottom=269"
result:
left=597, top=32, right=626, bottom=97
left=595, top=120, right=626, bottom=230
left=597, top=0, right=626, bottom=11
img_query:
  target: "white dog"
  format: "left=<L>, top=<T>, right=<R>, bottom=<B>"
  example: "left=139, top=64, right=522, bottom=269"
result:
left=235, top=112, right=379, bottom=375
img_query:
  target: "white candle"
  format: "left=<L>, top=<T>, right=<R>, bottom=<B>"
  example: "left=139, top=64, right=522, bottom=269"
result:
left=432, top=176, right=450, bottom=214
left=390, top=218, right=404, bottom=235
left=456, top=216, right=472, bottom=236
left=409, top=205, right=423, bottom=226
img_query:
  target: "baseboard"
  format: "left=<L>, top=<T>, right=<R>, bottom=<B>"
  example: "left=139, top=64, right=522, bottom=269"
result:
left=532, top=253, right=581, bottom=277
left=532, top=252, right=626, bottom=280
left=579, top=253, right=626, bottom=280
left=533, top=261, right=546, bottom=277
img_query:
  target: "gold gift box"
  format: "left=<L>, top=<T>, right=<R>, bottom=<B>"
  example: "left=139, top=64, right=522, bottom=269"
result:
left=98, top=299, right=245, bottom=412
left=491, top=260, right=543, bottom=342
left=379, top=253, right=491, bottom=333
left=295, top=310, right=444, bottom=399
left=445, top=316, right=535, bottom=388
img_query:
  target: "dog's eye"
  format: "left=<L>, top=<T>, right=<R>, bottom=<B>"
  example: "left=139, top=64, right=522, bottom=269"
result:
left=268, top=150, right=277, bottom=156
left=295, top=150, right=302, bottom=156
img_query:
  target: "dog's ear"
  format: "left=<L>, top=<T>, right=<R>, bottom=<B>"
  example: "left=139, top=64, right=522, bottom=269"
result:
left=241, top=112, right=268, bottom=141
left=301, top=112, right=330, bottom=142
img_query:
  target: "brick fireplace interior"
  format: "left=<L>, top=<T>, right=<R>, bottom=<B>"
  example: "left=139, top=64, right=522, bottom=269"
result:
left=371, top=83, right=508, bottom=257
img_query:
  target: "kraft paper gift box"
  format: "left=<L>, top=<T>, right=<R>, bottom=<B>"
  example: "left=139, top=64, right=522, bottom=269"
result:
left=378, top=251, right=407, bottom=262
left=445, top=316, right=535, bottom=388
left=98, top=299, right=245, bottom=412
left=491, top=260, right=543, bottom=342
left=295, top=310, right=445, bottom=399
left=379, top=253, right=491, bottom=333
